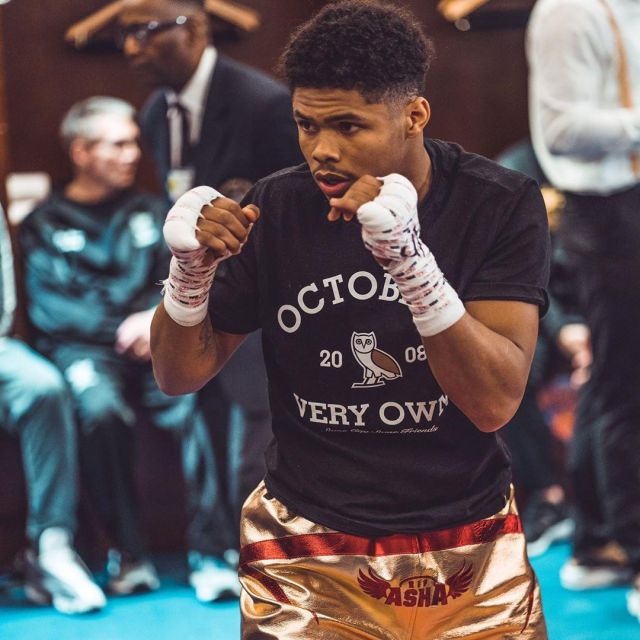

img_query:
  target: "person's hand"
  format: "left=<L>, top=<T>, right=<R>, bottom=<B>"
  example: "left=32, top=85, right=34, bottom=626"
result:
left=332, top=173, right=465, bottom=337
left=330, top=174, right=423, bottom=265
left=195, top=197, right=259, bottom=261
left=557, top=323, right=592, bottom=388
left=327, top=175, right=382, bottom=222
left=162, top=186, right=259, bottom=327
left=115, top=308, right=155, bottom=362
left=357, top=174, right=423, bottom=263
left=164, top=186, right=259, bottom=263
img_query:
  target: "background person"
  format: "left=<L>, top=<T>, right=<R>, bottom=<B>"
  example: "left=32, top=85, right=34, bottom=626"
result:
left=0, top=207, right=106, bottom=615
left=528, top=0, right=640, bottom=610
left=118, top=0, right=302, bottom=593
left=496, top=140, right=588, bottom=558
left=18, top=96, right=228, bottom=602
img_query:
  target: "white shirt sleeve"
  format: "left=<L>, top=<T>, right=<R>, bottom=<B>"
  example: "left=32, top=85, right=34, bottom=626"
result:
left=529, top=2, right=640, bottom=160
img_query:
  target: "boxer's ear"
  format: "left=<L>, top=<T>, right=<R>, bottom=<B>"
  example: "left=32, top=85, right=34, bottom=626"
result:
left=405, top=97, right=430, bottom=137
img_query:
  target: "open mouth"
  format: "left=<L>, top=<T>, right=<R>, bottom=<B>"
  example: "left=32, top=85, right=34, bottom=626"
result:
left=314, top=172, right=353, bottom=198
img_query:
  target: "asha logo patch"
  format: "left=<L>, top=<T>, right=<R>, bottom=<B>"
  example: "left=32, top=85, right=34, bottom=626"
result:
left=351, top=331, right=402, bottom=388
left=357, top=562, right=473, bottom=607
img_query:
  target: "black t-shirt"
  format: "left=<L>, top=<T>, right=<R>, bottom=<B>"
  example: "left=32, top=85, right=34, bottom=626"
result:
left=210, top=138, right=550, bottom=536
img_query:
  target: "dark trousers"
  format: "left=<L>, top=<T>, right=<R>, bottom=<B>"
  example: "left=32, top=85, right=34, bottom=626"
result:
left=0, top=338, right=78, bottom=544
left=560, top=185, right=640, bottom=569
left=48, top=343, right=217, bottom=558
left=198, top=331, right=272, bottom=555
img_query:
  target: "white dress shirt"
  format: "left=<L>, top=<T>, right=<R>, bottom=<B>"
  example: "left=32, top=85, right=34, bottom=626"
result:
left=166, top=46, right=218, bottom=168
left=527, top=0, right=640, bottom=194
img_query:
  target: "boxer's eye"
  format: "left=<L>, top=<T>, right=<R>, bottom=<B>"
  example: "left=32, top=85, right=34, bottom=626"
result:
left=296, top=119, right=316, bottom=133
left=338, top=122, right=359, bottom=134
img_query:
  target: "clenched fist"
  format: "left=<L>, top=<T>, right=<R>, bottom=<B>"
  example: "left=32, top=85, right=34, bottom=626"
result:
left=329, top=173, right=424, bottom=263
left=164, top=186, right=259, bottom=261
left=162, top=186, right=259, bottom=327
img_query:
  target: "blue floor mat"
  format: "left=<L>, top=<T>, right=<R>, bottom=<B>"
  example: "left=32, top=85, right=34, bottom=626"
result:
left=0, top=554, right=239, bottom=640
left=530, top=544, right=640, bottom=640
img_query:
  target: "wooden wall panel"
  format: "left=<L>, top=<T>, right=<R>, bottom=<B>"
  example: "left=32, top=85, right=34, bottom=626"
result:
left=0, top=1, right=531, bottom=564
left=1, top=0, right=529, bottom=188
left=0, top=8, right=9, bottom=207
left=1, top=0, right=325, bottom=190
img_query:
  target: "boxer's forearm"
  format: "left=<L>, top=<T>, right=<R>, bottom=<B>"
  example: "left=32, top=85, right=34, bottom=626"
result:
left=420, top=301, right=538, bottom=433
left=344, top=174, right=538, bottom=432
left=154, top=186, right=257, bottom=395
left=151, top=301, right=242, bottom=395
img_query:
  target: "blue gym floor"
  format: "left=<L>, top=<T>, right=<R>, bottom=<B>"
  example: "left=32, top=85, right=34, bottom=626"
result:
left=1, top=544, right=639, bottom=639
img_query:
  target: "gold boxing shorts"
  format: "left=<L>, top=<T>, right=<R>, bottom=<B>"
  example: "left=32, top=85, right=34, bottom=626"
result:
left=239, top=483, right=548, bottom=639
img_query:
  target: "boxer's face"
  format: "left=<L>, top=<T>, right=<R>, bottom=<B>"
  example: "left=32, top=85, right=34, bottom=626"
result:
left=119, top=0, right=205, bottom=90
left=72, top=116, right=141, bottom=192
left=292, top=87, right=429, bottom=200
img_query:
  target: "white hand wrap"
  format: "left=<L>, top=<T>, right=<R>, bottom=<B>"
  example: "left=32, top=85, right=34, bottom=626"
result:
left=357, top=174, right=465, bottom=337
left=162, top=186, right=224, bottom=327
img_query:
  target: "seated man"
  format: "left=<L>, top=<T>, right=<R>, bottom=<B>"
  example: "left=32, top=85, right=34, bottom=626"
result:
left=0, top=207, right=106, bottom=614
left=19, top=97, right=228, bottom=601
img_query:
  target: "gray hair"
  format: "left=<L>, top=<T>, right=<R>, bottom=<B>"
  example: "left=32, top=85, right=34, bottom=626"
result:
left=59, top=96, right=136, bottom=152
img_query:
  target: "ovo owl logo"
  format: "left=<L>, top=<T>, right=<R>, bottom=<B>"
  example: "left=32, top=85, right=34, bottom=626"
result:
left=351, top=332, right=403, bottom=389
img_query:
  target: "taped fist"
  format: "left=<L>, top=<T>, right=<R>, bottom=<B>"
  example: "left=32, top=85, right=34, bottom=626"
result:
left=164, top=185, right=259, bottom=261
left=331, top=174, right=465, bottom=337
left=357, top=174, right=425, bottom=263
left=162, top=185, right=259, bottom=327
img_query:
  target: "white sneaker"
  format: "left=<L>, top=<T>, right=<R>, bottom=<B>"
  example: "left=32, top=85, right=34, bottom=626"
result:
left=627, top=584, right=640, bottom=622
left=106, top=550, right=160, bottom=595
left=560, top=557, right=634, bottom=591
left=188, top=552, right=241, bottom=602
left=24, top=527, right=106, bottom=615
left=224, top=548, right=240, bottom=570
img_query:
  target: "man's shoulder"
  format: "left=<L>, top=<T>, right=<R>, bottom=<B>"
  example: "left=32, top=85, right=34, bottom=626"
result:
left=216, top=55, right=289, bottom=100
left=529, top=0, right=607, bottom=28
left=20, top=192, right=63, bottom=230
left=534, top=0, right=604, bottom=12
left=139, top=90, right=167, bottom=124
left=431, top=139, right=534, bottom=199
left=22, top=190, right=165, bottom=229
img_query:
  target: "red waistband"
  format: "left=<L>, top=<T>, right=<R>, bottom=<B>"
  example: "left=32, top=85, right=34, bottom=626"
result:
left=240, top=513, right=522, bottom=566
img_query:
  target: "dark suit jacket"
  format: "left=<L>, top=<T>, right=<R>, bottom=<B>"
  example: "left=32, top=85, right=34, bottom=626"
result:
left=139, top=54, right=303, bottom=196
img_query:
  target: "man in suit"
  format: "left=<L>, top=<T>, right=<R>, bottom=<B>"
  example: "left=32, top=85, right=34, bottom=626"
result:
left=119, top=0, right=302, bottom=602
left=119, top=0, right=301, bottom=201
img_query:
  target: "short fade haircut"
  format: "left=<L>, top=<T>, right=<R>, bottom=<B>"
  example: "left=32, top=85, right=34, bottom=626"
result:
left=59, top=96, right=136, bottom=152
left=279, top=0, right=434, bottom=103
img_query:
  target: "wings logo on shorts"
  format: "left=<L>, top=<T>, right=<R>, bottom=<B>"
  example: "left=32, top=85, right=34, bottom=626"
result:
left=351, top=331, right=402, bottom=389
left=357, top=562, right=473, bottom=608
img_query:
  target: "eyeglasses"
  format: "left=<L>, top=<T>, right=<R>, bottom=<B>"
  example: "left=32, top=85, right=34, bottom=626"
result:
left=116, top=15, right=188, bottom=49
